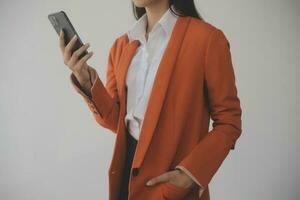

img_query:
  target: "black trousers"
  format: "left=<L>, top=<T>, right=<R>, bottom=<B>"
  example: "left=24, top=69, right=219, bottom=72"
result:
left=118, top=128, right=138, bottom=200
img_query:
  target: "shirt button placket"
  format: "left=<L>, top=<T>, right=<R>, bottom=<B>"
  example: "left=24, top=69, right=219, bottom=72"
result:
left=138, top=46, right=148, bottom=101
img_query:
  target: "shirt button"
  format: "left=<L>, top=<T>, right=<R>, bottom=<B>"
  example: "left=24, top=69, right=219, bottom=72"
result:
left=131, top=168, right=139, bottom=176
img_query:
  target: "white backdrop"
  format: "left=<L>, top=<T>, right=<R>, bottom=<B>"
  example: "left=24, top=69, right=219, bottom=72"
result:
left=1, top=0, right=299, bottom=199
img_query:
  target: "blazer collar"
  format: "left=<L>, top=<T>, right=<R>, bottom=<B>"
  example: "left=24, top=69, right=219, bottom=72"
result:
left=116, top=15, right=191, bottom=169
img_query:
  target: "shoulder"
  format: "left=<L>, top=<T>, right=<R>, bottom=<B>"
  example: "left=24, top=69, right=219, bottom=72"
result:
left=109, top=33, right=129, bottom=53
left=187, top=17, right=230, bottom=48
left=113, top=33, right=130, bottom=48
left=107, top=33, right=129, bottom=65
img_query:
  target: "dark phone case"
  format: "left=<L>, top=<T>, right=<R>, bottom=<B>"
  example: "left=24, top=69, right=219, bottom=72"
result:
left=48, top=11, right=88, bottom=59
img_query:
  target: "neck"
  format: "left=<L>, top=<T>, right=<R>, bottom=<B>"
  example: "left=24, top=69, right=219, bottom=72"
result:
left=145, top=1, right=169, bottom=34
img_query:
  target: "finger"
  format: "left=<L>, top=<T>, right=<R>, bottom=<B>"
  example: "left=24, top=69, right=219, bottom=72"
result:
left=72, top=43, right=91, bottom=61
left=64, top=35, right=78, bottom=60
left=71, top=51, right=93, bottom=72
left=68, top=43, right=90, bottom=67
left=146, top=172, right=172, bottom=186
left=76, top=51, right=93, bottom=67
left=59, top=29, right=65, bottom=53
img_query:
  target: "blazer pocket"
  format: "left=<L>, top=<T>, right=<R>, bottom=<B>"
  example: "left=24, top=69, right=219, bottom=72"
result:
left=161, top=181, right=192, bottom=200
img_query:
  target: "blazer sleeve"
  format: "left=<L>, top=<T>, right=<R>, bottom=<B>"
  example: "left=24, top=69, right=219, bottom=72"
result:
left=70, top=39, right=121, bottom=134
left=176, top=28, right=243, bottom=194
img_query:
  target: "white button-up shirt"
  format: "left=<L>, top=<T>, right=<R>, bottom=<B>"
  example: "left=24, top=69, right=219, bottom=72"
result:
left=124, top=8, right=178, bottom=140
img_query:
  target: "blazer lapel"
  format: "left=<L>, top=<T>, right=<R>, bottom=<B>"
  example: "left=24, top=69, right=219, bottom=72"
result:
left=131, top=16, right=191, bottom=168
left=113, top=16, right=191, bottom=170
left=109, top=39, right=140, bottom=173
left=116, top=39, right=141, bottom=100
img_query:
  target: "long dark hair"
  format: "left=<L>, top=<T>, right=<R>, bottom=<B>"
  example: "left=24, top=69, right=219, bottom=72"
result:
left=132, top=0, right=203, bottom=20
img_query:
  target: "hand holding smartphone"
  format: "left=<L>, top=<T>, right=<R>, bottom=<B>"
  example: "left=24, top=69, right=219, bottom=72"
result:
left=48, top=10, right=88, bottom=59
left=48, top=10, right=94, bottom=94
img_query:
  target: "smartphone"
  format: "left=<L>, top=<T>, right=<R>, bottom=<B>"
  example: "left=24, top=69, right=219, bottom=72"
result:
left=48, top=11, right=88, bottom=59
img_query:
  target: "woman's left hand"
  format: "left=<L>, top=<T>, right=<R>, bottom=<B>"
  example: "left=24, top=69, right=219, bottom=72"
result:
left=146, top=169, right=196, bottom=189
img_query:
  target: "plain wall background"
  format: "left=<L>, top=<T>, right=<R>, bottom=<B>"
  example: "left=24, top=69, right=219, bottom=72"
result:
left=1, top=0, right=299, bottom=199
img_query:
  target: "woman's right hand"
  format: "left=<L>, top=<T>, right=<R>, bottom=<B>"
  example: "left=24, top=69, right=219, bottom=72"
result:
left=59, top=30, right=94, bottom=87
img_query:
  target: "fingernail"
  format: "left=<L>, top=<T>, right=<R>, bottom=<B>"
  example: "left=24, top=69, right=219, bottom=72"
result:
left=73, top=35, right=77, bottom=39
left=146, top=181, right=152, bottom=186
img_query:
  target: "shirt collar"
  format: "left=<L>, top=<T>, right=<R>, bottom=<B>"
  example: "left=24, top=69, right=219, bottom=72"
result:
left=127, top=7, right=178, bottom=43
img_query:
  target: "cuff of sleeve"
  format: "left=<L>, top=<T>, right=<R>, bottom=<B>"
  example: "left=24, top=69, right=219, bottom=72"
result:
left=70, top=72, right=93, bottom=100
left=175, top=165, right=205, bottom=199
left=70, top=70, right=114, bottom=118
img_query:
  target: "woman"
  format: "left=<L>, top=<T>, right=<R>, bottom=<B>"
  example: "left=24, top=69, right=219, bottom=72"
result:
left=59, top=0, right=242, bottom=199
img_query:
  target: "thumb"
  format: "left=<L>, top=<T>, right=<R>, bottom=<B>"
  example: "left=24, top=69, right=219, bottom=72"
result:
left=146, top=172, right=172, bottom=186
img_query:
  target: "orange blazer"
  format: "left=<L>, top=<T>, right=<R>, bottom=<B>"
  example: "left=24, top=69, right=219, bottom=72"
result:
left=70, top=15, right=242, bottom=200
